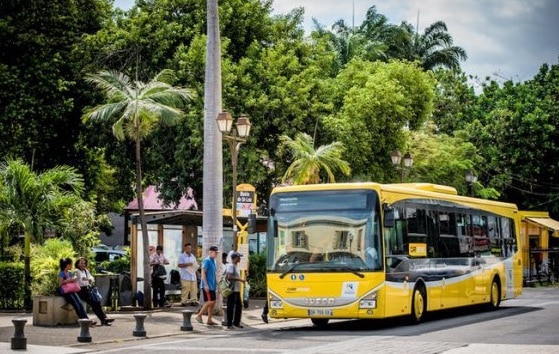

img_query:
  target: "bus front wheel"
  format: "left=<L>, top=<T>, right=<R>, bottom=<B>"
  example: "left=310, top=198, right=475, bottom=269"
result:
left=410, top=285, right=426, bottom=323
left=487, top=278, right=501, bottom=310
left=311, top=318, right=329, bottom=327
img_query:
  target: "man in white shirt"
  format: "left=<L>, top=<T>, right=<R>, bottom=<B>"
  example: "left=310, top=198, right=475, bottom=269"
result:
left=177, top=243, right=199, bottom=306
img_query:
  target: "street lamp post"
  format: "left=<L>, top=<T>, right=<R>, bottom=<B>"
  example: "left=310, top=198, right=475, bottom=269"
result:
left=216, top=111, right=251, bottom=249
left=390, top=149, right=413, bottom=182
left=465, top=169, right=478, bottom=197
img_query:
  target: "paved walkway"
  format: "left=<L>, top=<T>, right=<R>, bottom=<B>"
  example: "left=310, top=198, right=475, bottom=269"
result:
left=0, top=298, right=271, bottom=352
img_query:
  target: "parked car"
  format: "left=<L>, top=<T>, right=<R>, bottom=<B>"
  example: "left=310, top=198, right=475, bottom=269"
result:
left=91, top=246, right=127, bottom=269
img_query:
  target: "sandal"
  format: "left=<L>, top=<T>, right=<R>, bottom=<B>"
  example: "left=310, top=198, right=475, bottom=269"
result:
left=207, top=321, right=218, bottom=326
left=195, top=316, right=203, bottom=324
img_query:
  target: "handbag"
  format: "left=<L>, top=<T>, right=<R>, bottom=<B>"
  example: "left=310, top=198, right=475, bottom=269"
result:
left=61, top=281, right=81, bottom=294
left=90, top=286, right=102, bottom=302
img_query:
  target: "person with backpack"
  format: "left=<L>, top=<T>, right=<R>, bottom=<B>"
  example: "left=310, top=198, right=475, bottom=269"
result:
left=177, top=243, right=199, bottom=306
left=224, top=252, right=246, bottom=330
left=150, top=245, right=169, bottom=308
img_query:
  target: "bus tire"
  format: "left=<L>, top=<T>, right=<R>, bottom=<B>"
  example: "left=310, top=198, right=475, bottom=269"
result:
left=487, top=277, right=501, bottom=310
left=410, top=284, right=426, bottom=324
left=311, top=318, right=329, bottom=327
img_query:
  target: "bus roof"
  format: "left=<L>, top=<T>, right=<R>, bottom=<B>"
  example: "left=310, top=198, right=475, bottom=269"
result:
left=270, top=182, right=518, bottom=211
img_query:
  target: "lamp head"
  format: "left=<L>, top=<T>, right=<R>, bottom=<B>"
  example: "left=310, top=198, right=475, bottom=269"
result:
left=390, top=149, right=402, bottom=166
left=235, top=115, right=251, bottom=138
left=402, top=152, right=413, bottom=168
left=216, top=111, right=233, bottom=133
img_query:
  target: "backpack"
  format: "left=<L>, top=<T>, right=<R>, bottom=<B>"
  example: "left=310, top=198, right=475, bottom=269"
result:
left=170, top=269, right=181, bottom=285
left=219, top=272, right=233, bottom=297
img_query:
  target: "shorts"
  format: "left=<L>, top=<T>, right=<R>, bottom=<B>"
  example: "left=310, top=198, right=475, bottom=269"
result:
left=202, top=289, right=216, bottom=302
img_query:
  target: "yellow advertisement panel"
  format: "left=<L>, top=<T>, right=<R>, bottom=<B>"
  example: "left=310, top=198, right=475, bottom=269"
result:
left=409, top=243, right=427, bottom=257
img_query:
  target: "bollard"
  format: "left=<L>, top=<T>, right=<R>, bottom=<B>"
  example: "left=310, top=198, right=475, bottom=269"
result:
left=11, top=318, right=27, bottom=350
left=133, top=313, right=147, bottom=337
left=77, top=318, right=93, bottom=343
left=180, top=309, right=194, bottom=331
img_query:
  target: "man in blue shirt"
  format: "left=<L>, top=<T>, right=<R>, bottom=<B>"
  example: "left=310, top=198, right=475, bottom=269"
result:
left=195, top=246, right=218, bottom=325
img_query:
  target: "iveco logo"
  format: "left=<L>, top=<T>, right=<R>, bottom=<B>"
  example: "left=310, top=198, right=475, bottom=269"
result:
left=304, top=297, right=335, bottom=305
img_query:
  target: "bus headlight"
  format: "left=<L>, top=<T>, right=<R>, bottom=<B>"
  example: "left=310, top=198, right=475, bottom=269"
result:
left=359, top=291, right=378, bottom=309
left=270, top=294, right=283, bottom=309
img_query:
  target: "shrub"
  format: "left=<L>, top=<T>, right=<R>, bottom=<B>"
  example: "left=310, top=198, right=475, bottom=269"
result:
left=30, top=238, right=76, bottom=296
left=0, top=261, right=25, bottom=309
left=248, top=252, right=267, bottom=297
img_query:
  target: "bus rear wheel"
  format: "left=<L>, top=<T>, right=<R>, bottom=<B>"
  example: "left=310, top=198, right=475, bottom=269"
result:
left=410, top=285, right=426, bottom=323
left=311, top=318, right=329, bottom=327
left=487, top=278, right=501, bottom=310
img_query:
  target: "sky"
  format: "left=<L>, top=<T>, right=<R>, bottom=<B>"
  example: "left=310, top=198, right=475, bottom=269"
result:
left=114, top=0, right=559, bottom=85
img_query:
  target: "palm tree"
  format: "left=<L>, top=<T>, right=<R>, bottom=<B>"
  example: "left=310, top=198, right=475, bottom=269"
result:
left=0, top=158, right=84, bottom=310
left=84, top=69, right=193, bottom=310
left=280, top=133, right=351, bottom=185
left=392, top=21, right=467, bottom=71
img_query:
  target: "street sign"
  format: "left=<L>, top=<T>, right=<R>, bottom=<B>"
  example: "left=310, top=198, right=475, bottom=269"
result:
left=236, top=184, right=256, bottom=217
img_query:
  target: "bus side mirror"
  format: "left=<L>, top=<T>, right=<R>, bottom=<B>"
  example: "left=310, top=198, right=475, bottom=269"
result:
left=384, top=205, right=395, bottom=228
left=247, top=213, right=256, bottom=233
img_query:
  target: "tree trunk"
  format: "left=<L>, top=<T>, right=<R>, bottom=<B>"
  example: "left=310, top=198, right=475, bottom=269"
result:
left=135, top=136, right=152, bottom=310
left=203, top=0, right=223, bottom=255
left=24, top=230, right=32, bottom=311
left=203, top=0, right=224, bottom=314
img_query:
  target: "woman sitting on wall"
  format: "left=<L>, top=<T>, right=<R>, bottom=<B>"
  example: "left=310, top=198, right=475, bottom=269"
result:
left=74, top=257, right=115, bottom=326
left=58, top=258, right=93, bottom=324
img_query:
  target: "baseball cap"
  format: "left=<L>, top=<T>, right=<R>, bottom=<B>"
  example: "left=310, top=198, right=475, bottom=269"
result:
left=209, top=246, right=218, bottom=252
left=230, top=252, right=243, bottom=259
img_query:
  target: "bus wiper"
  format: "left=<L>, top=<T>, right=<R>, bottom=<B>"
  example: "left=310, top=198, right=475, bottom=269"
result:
left=332, top=266, right=365, bottom=278
left=279, top=262, right=307, bottom=279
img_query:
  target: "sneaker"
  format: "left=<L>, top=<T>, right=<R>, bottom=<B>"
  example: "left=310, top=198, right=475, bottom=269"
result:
left=261, top=314, right=268, bottom=324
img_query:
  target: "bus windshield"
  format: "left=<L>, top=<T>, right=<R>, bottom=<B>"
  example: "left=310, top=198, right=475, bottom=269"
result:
left=267, top=189, right=382, bottom=273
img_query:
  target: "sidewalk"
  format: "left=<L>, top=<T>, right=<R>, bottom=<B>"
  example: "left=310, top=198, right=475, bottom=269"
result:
left=0, top=298, right=271, bottom=352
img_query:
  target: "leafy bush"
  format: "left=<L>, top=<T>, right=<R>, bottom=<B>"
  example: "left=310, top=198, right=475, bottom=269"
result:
left=0, top=261, right=25, bottom=309
left=248, top=252, right=267, bottom=297
left=30, top=238, right=76, bottom=296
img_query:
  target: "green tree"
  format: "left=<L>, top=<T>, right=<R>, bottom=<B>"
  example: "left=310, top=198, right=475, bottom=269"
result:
left=0, top=0, right=111, bottom=170
left=83, top=69, right=193, bottom=310
left=466, top=63, right=559, bottom=211
left=431, top=69, right=478, bottom=134
left=406, top=123, right=499, bottom=199
left=0, top=158, right=84, bottom=310
left=324, top=59, right=436, bottom=180
left=390, top=21, right=467, bottom=71
left=280, top=133, right=350, bottom=185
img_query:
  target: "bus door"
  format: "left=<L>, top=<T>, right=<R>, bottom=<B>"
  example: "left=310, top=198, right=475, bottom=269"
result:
left=385, top=256, right=412, bottom=316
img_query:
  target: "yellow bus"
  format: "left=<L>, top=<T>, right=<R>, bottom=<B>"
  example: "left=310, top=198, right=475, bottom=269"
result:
left=265, top=182, right=523, bottom=326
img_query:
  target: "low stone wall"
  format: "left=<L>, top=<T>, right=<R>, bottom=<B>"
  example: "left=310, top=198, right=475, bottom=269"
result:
left=32, top=296, right=78, bottom=326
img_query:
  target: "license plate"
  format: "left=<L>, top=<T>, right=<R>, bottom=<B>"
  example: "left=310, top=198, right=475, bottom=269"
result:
left=308, top=309, right=333, bottom=316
